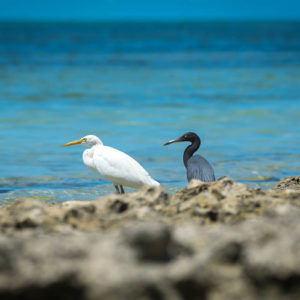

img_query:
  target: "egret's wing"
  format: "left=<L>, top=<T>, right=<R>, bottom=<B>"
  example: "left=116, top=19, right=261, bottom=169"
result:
left=187, top=155, right=215, bottom=182
left=93, top=146, right=155, bottom=187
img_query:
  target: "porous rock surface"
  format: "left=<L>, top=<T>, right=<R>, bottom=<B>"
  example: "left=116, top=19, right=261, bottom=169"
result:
left=272, top=175, right=300, bottom=191
left=0, top=176, right=300, bottom=300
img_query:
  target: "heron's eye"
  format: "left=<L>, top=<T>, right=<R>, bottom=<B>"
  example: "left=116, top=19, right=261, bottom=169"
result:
left=184, top=135, right=187, bottom=138
left=82, top=138, right=87, bottom=142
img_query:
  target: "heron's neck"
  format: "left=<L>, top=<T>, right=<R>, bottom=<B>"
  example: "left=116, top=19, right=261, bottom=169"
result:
left=183, top=137, right=201, bottom=168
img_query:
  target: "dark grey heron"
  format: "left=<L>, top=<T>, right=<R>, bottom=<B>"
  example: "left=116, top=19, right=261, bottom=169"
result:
left=163, top=132, right=215, bottom=182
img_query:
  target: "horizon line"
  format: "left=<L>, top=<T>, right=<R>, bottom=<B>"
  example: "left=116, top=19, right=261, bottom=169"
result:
left=0, top=18, right=300, bottom=23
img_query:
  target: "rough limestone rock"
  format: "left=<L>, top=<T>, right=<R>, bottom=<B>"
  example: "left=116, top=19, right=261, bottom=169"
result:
left=273, top=175, right=300, bottom=191
left=0, top=176, right=300, bottom=299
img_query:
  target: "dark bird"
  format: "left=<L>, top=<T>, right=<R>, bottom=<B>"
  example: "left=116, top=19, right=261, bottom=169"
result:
left=163, top=132, right=215, bottom=182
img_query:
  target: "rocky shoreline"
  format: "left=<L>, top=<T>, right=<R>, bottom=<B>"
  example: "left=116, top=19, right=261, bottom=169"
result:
left=0, top=176, right=299, bottom=299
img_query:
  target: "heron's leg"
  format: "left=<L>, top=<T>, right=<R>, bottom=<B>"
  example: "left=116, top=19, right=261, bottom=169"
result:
left=119, top=185, right=125, bottom=194
left=114, top=185, right=120, bottom=194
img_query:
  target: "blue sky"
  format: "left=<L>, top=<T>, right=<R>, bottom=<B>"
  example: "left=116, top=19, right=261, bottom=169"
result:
left=1, top=0, right=300, bottom=21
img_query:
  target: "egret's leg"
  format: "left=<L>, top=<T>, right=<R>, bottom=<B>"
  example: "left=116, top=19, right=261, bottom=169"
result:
left=114, top=185, right=120, bottom=194
left=120, top=185, right=125, bottom=194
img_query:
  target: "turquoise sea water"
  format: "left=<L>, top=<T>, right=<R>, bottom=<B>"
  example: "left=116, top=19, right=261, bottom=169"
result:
left=0, top=22, right=300, bottom=203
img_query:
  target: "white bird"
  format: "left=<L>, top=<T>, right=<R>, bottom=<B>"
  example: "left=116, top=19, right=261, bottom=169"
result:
left=61, top=135, right=160, bottom=194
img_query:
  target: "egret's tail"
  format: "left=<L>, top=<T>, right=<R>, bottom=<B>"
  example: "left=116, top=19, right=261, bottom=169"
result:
left=149, top=178, right=160, bottom=187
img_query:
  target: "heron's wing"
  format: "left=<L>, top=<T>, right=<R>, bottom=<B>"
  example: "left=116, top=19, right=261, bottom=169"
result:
left=187, top=155, right=215, bottom=182
left=93, top=146, right=156, bottom=187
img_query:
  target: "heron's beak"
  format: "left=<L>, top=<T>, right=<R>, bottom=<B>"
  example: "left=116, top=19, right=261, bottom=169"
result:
left=163, top=137, right=184, bottom=146
left=61, top=139, right=83, bottom=147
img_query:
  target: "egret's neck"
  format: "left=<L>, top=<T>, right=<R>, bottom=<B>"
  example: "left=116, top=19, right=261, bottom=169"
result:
left=85, top=143, right=101, bottom=153
left=83, top=147, right=93, bottom=159
left=90, top=140, right=103, bottom=147
left=83, top=145, right=100, bottom=173
left=183, top=137, right=201, bottom=168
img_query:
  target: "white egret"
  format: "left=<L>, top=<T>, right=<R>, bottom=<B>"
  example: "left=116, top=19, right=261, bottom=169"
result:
left=61, top=135, right=160, bottom=194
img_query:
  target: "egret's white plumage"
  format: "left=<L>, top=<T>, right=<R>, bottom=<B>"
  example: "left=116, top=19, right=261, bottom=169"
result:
left=62, top=135, right=159, bottom=193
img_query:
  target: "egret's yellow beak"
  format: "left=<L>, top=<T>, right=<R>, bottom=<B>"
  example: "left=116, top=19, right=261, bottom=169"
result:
left=61, top=139, right=84, bottom=147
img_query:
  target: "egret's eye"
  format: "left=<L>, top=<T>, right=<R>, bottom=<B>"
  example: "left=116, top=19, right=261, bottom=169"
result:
left=82, top=138, right=87, bottom=142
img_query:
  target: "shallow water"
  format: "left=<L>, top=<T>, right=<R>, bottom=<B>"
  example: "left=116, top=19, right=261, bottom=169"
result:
left=0, top=22, right=300, bottom=203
